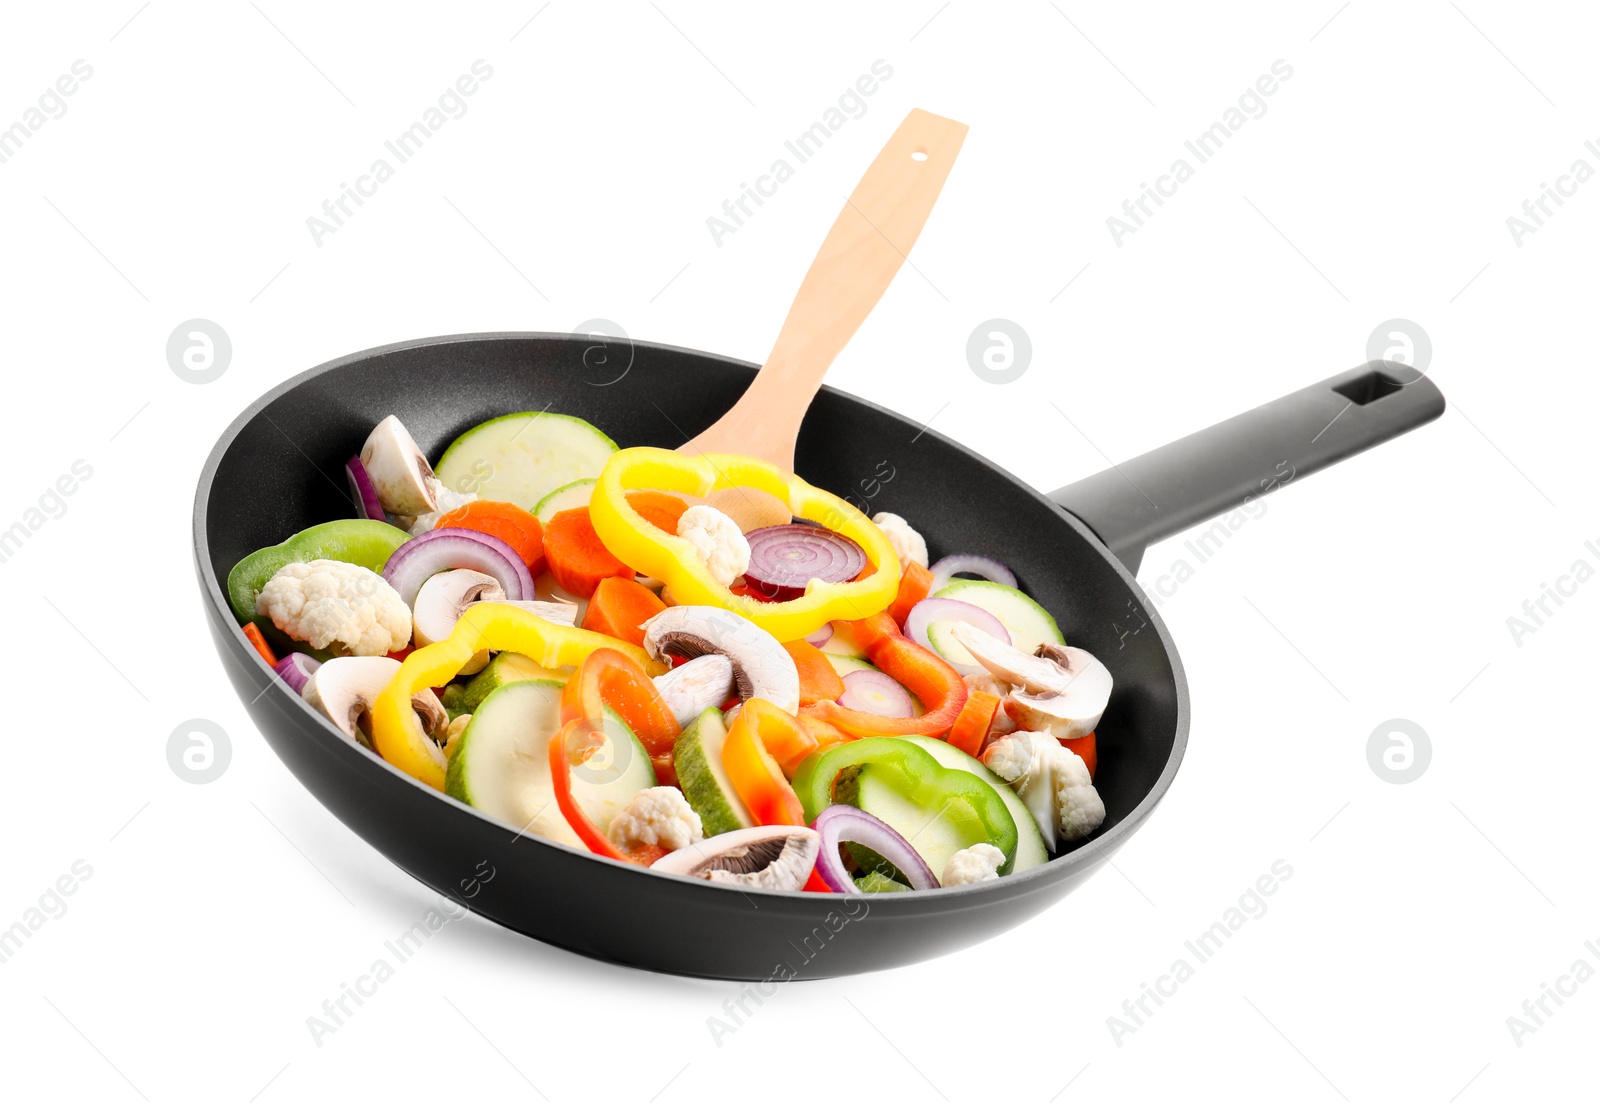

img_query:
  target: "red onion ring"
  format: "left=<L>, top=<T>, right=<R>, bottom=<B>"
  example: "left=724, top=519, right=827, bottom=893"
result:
left=904, top=598, right=1010, bottom=676
left=928, top=553, right=1017, bottom=594
left=837, top=669, right=914, bottom=718
left=811, top=805, right=939, bottom=892
left=345, top=456, right=384, bottom=521
left=805, top=622, right=835, bottom=648
left=381, top=528, right=533, bottom=607
left=743, top=524, right=867, bottom=601
left=273, top=652, right=321, bottom=695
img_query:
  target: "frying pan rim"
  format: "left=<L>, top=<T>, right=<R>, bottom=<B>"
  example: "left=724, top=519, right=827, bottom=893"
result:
left=193, top=330, right=1192, bottom=904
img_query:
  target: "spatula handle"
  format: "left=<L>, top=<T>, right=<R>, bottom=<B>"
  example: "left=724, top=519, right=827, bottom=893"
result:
left=683, top=108, right=969, bottom=470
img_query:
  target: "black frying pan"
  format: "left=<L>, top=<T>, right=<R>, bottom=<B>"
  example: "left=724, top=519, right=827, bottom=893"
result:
left=193, top=333, right=1443, bottom=980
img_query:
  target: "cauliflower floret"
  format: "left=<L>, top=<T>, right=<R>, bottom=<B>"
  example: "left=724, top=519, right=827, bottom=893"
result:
left=1054, top=753, right=1106, bottom=842
left=871, top=512, right=928, bottom=568
left=964, top=671, right=1009, bottom=698
left=982, top=730, right=1105, bottom=850
left=942, top=843, right=1006, bottom=887
left=256, top=559, right=412, bottom=656
left=408, top=477, right=478, bottom=536
left=607, top=786, right=704, bottom=852
left=676, top=505, right=750, bottom=587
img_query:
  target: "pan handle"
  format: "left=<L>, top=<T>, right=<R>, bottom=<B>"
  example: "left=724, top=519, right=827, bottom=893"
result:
left=1048, top=361, right=1445, bottom=573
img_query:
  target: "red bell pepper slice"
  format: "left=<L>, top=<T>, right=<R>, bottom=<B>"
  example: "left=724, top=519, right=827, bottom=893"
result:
left=802, top=613, right=968, bottom=739
left=548, top=720, right=666, bottom=866
left=560, top=647, right=683, bottom=786
left=550, top=648, right=684, bottom=858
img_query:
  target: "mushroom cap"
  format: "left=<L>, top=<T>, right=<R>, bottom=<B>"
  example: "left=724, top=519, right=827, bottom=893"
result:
left=641, top=605, right=799, bottom=715
left=949, top=624, right=1112, bottom=741
left=413, top=569, right=507, bottom=648
left=650, top=825, right=820, bottom=890
left=302, top=655, right=447, bottom=758
left=360, top=415, right=437, bottom=517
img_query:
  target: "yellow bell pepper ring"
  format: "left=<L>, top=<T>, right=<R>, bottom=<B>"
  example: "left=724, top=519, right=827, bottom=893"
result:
left=588, top=448, right=902, bottom=642
left=370, top=602, right=661, bottom=790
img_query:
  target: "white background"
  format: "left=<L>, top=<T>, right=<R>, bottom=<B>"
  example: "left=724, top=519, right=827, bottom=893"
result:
left=0, top=2, right=1591, bottom=1100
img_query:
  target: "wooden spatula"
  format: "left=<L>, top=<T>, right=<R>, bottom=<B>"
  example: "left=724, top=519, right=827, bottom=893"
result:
left=679, top=108, right=967, bottom=527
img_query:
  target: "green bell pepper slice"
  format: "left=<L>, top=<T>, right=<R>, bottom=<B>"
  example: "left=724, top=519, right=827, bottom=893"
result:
left=792, top=736, right=1020, bottom=876
left=225, top=519, right=411, bottom=624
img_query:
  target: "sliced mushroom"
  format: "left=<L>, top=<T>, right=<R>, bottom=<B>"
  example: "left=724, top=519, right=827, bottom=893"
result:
left=360, top=415, right=437, bottom=517
left=413, top=570, right=507, bottom=648
left=641, top=605, right=799, bottom=714
left=531, top=576, right=589, bottom=624
left=1004, top=644, right=1111, bottom=741
left=950, top=623, right=1072, bottom=693
left=650, top=825, right=819, bottom=890
left=949, top=624, right=1112, bottom=741
left=653, top=654, right=737, bottom=728
left=488, top=600, right=580, bottom=627
left=302, top=656, right=448, bottom=754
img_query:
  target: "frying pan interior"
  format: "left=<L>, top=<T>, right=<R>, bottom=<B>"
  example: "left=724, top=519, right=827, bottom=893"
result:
left=196, top=333, right=1442, bottom=978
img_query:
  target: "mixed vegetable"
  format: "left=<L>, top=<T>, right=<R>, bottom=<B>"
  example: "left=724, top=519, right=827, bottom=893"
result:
left=228, top=410, right=1114, bottom=892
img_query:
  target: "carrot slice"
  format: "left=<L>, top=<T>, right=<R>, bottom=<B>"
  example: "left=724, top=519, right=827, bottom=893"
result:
left=625, top=490, right=689, bottom=533
left=242, top=622, right=277, bottom=666
left=782, top=639, right=846, bottom=706
left=581, top=576, right=667, bottom=648
left=949, top=690, right=1000, bottom=758
left=888, top=561, right=934, bottom=627
left=1061, top=731, right=1097, bottom=778
left=436, top=500, right=545, bottom=575
left=543, top=508, right=635, bottom=598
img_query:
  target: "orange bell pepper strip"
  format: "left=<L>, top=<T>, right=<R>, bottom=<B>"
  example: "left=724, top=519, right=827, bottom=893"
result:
left=802, top=613, right=968, bottom=739
left=588, top=448, right=901, bottom=642
left=723, top=700, right=807, bottom=824
left=560, top=647, right=683, bottom=787
left=948, top=690, right=1000, bottom=758
left=728, top=697, right=821, bottom=778
left=371, top=603, right=660, bottom=790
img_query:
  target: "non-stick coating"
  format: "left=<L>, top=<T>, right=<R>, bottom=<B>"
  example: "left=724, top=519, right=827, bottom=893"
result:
left=195, top=333, right=1188, bottom=979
